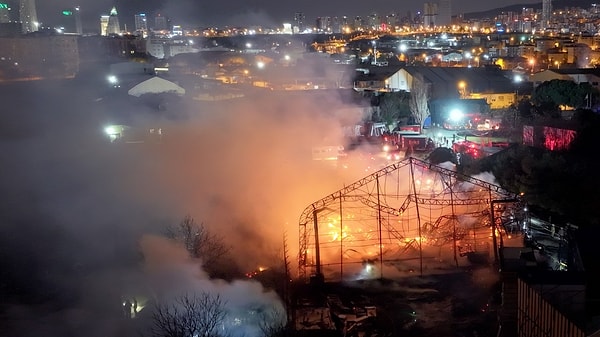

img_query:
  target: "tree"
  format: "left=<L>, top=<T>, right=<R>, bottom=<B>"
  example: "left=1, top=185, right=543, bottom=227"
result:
left=409, top=73, right=430, bottom=127
left=516, top=98, right=533, bottom=118
left=150, top=292, right=227, bottom=337
left=531, top=79, right=597, bottom=115
left=377, top=91, right=411, bottom=127
left=257, top=308, right=288, bottom=337
left=165, top=216, right=232, bottom=277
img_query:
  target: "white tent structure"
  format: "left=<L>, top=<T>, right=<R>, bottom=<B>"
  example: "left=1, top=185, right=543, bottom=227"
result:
left=127, top=76, right=186, bottom=97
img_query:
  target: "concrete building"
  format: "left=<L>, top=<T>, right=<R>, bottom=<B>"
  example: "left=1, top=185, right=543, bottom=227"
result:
left=134, top=13, right=147, bottom=36
left=154, top=14, right=168, bottom=31
left=529, top=68, right=600, bottom=91
left=0, top=1, right=20, bottom=36
left=541, top=0, right=552, bottom=30
left=100, top=15, right=109, bottom=36
left=437, top=0, right=451, bottom=27
left=19, top=0, right=38, bottom=33
left=498, top=234, right=600, bottom=337
left=146, top=37, right=199, bottom=59
left=59, top=7, right=82, bottom=35
left=293, top=12, right=305, bottom=33
left=77, top=35, right=146, bottom=66
left=423, top=2, right=437, bottom=28
left=0, top=2, right=11, bottom=23
left=0, top=34, right=79, bottom=80
left=315, top=16, right=331, bottom=33
left=74, top=6, right=82, bottom=35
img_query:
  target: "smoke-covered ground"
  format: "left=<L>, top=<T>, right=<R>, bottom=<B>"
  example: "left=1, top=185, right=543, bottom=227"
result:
left=0, top=79, right=372, bottom=336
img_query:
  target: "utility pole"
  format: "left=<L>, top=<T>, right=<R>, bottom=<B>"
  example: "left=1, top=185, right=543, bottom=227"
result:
left=372, top=40, right=377, bottom=65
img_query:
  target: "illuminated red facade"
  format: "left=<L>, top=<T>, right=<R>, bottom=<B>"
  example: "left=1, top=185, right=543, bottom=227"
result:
left=523, top=125, right=577, bottom=151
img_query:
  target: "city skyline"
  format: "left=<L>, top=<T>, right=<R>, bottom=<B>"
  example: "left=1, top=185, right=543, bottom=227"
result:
left=32, top=0, right=544, bottom=32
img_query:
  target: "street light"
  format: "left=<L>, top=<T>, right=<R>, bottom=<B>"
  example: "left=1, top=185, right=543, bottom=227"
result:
left=529, top=58, right=535, bottom=73
left=107, top=75, right=119, bottom=88
left=372, top=40, right=377, bottom=64
left=449, top=108, right=464, bottom=121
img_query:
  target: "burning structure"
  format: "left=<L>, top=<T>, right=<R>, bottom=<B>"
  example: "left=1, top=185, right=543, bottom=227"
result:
left=298, top=157, right=523, bottom=282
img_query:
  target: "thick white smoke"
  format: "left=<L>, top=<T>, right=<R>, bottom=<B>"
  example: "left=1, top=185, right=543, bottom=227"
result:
left=139, top=234, right=286, bottom=337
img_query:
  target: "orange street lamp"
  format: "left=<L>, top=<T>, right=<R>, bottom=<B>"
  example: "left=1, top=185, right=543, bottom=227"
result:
left=458, top=81, right=466, bottom=98
left=529, top=58, right=535, bottom=73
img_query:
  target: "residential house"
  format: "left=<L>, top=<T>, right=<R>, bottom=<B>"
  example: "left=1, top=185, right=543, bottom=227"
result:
left=353, top=65, right=407, bottom=92
left=547, top=48, right=569, bottom=68
left=354, top=65, right=518, bottom=121
left=494, top=56, right=530, bottom=71
left=563, top=43, right=592, bottom=67
left=576, top=34, right=600, bottom=50
left=529, top=68, right=600, bottom=90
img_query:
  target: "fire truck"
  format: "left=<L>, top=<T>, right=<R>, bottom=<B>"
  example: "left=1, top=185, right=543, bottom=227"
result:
left=452, top=140, right=483, bottom=159
left=343, top=122, right=389, bottom=149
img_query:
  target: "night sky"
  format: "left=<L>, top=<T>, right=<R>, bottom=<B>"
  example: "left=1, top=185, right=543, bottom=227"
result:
left=34, top=0, right=543, bottom=32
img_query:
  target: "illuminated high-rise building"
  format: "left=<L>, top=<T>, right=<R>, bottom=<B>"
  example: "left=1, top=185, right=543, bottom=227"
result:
left=367, top=13, right=380, bottom=30
left=354, top=16, right=364, bottom=31
left=0, top=2, right=12, bottom=23
left=293, top=12, right=305, bottom=32
left=316, top=16, right=331, bottom=32
left=154, top=13, right=168, bottom=31
left=100, top=15, right=109, bottom=36
left=134, top=13, right=147, bottom=34
left=541, top=0, right=552, bottom=30
left=437, top=0, right=451, bottom=27
left=74, top=6, right=82, bottom=35
left=60, top=7, right=82, bottom=34
left=0, top=2, right=22, bottom=36
left=19, top=0, right=38, bottom=33
left=384, top=13, right=397, bottom=29
left=106, top=6, right=120, bottom=34
left=423, top=2, right=437, bottom=28
left=331, top=16, right=341, bottom=33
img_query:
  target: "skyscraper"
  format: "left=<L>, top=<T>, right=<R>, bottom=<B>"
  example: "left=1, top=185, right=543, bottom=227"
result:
left=293, top=12, right=305, bottom=33
left=154, top=13, right=168, bottom=31
left=423, top=2, right=437, bottom=28
left=74, top=6, right=82, bottom=35
left=100, top=15, right=109, bottom=36
left=367, top=13, right=381, bottom=30
left=541, top=0, right=552, bottom=30
left=0, top=2, right=12, bottom=24
left=0, top=2, right=19, bottom=37
left=437, top=0, right=451, bottom=27
left=106, top=6, right=120, bottom=35
left=19, top=0, right=38, bottom=33
left=60, top=8, right=82, bottom=34
left=134, top=13, right=147, bottom=34
left=316, top=16, right=331, bottom=32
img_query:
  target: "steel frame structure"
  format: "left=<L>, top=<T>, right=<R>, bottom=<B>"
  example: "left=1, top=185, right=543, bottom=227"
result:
left=298, top=157, right=519, bottom=281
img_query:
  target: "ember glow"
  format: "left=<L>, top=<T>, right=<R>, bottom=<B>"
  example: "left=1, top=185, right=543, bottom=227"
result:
left=298, top=158, right=519, bottom=281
